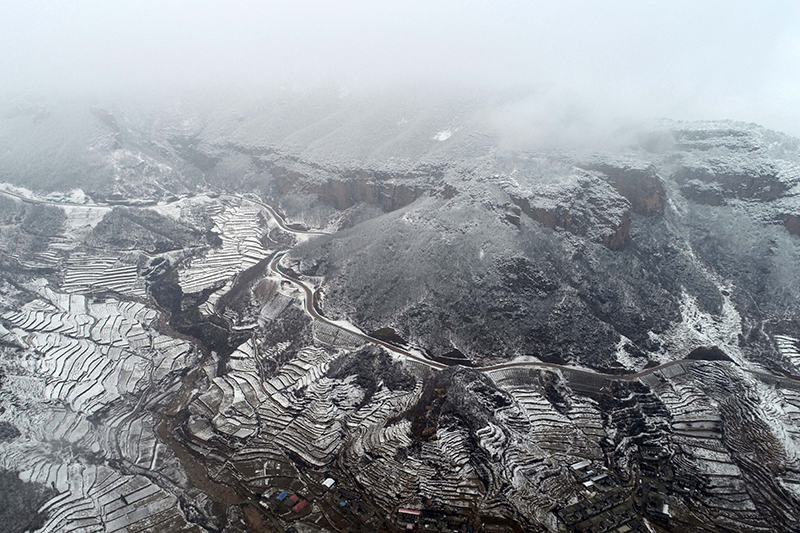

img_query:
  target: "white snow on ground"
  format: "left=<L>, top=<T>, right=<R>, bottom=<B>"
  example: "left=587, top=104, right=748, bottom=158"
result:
left=238, top=196, right=318, bottom=242
left=648, top=289, right=745, bottom=365
left=45, top=189, right=87, bottom=204
left=326, top=318, right=366, bottom=337
left=432, top=129, right=453, bottom=141
left=0, top=182, right=110, bottom=238
left=150, top=194, right=218, bottom=221
left=750, top=377, right=800, bottom=466
left=400, top=345, right=429, bottom=360
left=613, top=334, right=643, bottom=371
left=178, top=199, right=270, bottom=293
left=488, top=356, right=599, bottom=375
left=61, top=205, right=111, bottom=234
left=0, top=182, right=98, bottom=207
left=0, top=182, right=36, bottom=199
left=783, top=479, right=800, bottom=501
left=774, top=334, right=800, bottom=372
left=150, top=201, right=182, bottom=220
left=288, top=230, right=313, bottom=244
left=476, top=422, right=507, bottom=459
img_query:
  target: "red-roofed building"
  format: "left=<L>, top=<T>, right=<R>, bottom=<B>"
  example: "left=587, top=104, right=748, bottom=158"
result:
left=293, top=500, right=309, bottom=512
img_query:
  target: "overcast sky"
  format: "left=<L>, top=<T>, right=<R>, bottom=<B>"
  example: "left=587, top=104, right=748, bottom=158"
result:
left=2, top=1, right=800, bottom=136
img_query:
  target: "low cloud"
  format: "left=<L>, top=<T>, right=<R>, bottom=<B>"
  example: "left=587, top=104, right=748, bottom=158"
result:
left=1, top=1, right=799, bottom=136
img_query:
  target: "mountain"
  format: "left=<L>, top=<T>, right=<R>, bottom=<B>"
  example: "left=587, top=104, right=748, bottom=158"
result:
left=0, top=92, right=799, bottom=532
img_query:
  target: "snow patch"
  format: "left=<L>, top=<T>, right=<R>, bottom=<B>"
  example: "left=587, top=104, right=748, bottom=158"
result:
left=62, top=205, right=112, bottom=235
left=750, top=378, right=800, bottom=465
left=327, top=318, right=366, bottom=337
left=45, top=189, right=87, bottom=204
left=648, top=289, right=745, bottom=365
left=782, top=479, right=800, bottom=500
left=432, top=129, right=453, bottom=141
left=0, top=182, right=36, bottom=199
left=614, top=334, right=643, bottom=371
left=774, top=334, right=800, bottom=372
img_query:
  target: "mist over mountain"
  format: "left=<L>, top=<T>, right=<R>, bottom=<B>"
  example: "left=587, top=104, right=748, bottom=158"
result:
left=2, top=2, right=800, bottom=533
left=1, top=88, right=800, bottom=531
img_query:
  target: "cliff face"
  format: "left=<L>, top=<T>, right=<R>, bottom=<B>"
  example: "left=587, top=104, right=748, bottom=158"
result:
left=673, top=158, right=789, bottom=204
left=285, top=121, right=800, bottom=374
left=508, top=186, right=631, bottom=250
left=282, top=161, right=641, bottom=251
left=581, top=161, right=667, bottom=216
left=494, top=157, right=657, bottom=251
left=659, top=124, right=800, bottom=241
left=262, top=160, right=458, bottom=214
left=279, top=174, right=426, bottom=212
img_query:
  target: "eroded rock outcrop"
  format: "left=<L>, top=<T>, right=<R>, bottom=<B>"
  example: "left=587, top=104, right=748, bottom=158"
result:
left=506, top=171, right=632, bottom=250
left=673, top=156, right=790, bottom=203
left=276, top=170, right=453, bottom=213
left=580, top=160, right=667, bottom=216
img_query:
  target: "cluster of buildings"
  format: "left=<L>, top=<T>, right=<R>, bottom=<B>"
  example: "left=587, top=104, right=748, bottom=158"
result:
left=557, top=456, right=658, bottom=533
left=395, top=507, right=475, bottom=533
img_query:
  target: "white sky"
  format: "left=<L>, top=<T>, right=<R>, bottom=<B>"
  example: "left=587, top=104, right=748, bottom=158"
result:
left=2, top=0, right=800, bottom=136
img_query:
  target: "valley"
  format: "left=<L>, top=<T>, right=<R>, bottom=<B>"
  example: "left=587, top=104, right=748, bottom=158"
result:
left=1, top=97, right=800, bottom=532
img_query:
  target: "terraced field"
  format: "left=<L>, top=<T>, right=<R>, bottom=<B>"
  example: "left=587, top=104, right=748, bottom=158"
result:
left=775, top=334, right=800, bottom=372
left=0, top=190, right=213, bottom=532
left=2, top=185, right=800, bottom=532
left=179, top=199, right=271, bottom=295
left=0, top=283, right=201, bottom=531
left=61, top=255, right=144, bottom=297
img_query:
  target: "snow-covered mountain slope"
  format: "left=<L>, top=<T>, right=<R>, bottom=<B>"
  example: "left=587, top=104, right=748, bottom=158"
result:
left=2, top=93, right=800, bottom=532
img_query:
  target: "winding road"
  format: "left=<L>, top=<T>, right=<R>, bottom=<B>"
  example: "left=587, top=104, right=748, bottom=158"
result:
left=267, top=222, right=800, bottom=390
left=237, top=194, right=331, bottom=236
left=269, top=252, right=447, bottom=370
left=3, top=182, right=797, bottom=389
left=0, top=186, right=112, bottom=208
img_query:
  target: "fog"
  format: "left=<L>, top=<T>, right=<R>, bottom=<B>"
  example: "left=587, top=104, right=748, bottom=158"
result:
left=2, top=0, right=800, bottom=139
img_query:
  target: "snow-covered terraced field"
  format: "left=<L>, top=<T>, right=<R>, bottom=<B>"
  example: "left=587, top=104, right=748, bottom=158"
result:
left=179, top=199, right=271, bottom=294
left=31, top=464, right=200, bottom=533
left=0, top=275, right=201, bottom=532
left=345, top=380, right=422, bottom=456
left=506, top=385, right=605, bottom=462
left=189, top=343, right=344, bottom=465
left=1, top=285, right=184, bottom=417
left=61, top=253, right=144, bottom=297
left=17, top=248, right=63, bottom=270
left=645, top=362, right=800, bottom=529
left=775, top=334, right=800, bottom=372
left=259, top=292, right=295, bottom=321
left=312, top=320, right=364, bottom=348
